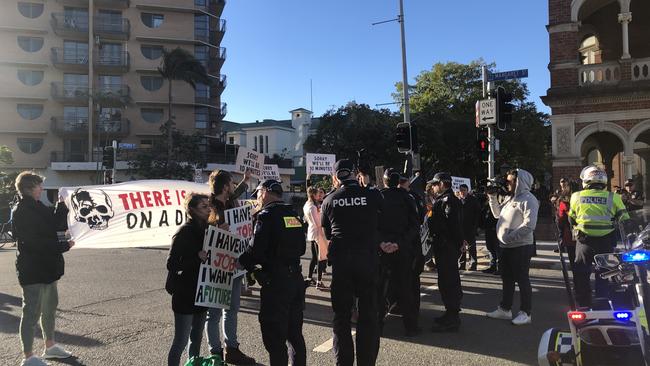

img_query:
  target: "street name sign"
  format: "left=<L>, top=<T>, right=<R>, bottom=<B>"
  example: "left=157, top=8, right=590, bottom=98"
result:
left=487, top=69, right=528, bottom=82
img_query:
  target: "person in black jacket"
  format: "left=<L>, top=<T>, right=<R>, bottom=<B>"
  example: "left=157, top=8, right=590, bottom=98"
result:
left=167, top=192, right=211, bottom=366
left=238, top=180, right=307, bottom=366
left=12, top=171, right=74, bottom=366
left=458, top=184, right=480, bottom=271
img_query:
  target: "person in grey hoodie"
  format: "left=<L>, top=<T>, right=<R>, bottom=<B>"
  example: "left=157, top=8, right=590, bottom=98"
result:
left=485, top=169, right=539, bottom=325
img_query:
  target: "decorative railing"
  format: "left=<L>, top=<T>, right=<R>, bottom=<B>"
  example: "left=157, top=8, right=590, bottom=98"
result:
left=578, top=62, right=621, bottom=86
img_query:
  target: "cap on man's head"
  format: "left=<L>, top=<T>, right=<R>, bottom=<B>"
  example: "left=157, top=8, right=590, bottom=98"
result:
left=427, top=172, right=452, bottom=185
left=334, top=159, right=354, bottom=180
left=252, top=179, right=283, bottom=198
left=625, top=179, right=634, bottom=187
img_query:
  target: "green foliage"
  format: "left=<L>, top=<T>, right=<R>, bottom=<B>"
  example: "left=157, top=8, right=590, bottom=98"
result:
left=128, top=124, right=207, bottom=181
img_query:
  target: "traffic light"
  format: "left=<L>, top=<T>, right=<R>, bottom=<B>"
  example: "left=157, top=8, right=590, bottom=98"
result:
left=102, top=146, right=114, bottom=169
left=496, top=86, right=514, bottom=131
left=395, top=122, right=411, bottom=153
left=477, top=129, right=489, bottom=161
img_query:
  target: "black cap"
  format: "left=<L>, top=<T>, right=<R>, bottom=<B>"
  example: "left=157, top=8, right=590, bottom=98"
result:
left=383, top=168, right=401, bottom=188
left=625, top=179, right=634, bottom=186
left=334, top=159, right=354, bottom=180
left=252, top=179, right=283, bottom=198
left=427, top=172, right=452, bottom=184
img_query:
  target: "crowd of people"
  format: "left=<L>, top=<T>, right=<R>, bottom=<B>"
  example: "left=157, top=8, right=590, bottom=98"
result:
left=9, top=160, right=638, bottom=366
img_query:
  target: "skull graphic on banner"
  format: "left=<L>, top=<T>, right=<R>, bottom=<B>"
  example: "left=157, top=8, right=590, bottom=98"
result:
left=70, top=188, right=114, bottom=230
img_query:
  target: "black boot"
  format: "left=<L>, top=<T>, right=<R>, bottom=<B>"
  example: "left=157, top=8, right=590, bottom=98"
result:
left=431, top=313, right=460, bottom=333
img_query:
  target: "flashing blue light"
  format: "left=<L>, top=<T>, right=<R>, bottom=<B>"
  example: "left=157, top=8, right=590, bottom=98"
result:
left=614, top=311, right=633, bottom=321
left=622, top=250, right=650, bottom=263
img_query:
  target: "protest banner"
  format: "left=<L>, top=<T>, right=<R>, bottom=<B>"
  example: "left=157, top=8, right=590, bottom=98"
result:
left=261, top=164, right=280, bottom=181
left=195, top=226, right=243, bottom=309
left=451, top=176, right=472, bottom=192
left=58, top=180, right=209, bottom=248
left=306, top=153, right=336, bottom=176
left=224, top=204, right=253, bottom=278
left=235, top=147, right=265, bottom=179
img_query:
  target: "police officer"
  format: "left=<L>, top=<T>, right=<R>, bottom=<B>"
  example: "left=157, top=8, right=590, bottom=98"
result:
left=238, top=179, right=306, bottom=366
left=378, top=168, right=421, bottom=336
left=321, top=159, right=383, bottom=366
left=427, top=172, right=464, bottom=332
left=622, top=179, right=644, bottom=212
left=569, top=166, right=630, bottom=308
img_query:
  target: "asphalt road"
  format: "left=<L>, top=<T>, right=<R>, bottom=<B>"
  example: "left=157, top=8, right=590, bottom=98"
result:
left=0, top=241, right=571, bottom=366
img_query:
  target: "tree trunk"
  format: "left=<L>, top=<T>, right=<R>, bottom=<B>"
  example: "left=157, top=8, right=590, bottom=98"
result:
left=167, top=79, right=173, bottom=173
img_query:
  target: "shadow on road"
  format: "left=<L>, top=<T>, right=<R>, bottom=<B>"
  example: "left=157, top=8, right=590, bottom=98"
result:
left=52, top=356, right=89, bottom=366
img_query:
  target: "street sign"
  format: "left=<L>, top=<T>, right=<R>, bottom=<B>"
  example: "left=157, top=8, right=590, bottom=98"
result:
left=487, top=69, right=528, bottom=82
left=118, top=143, right=136, bottom=150
left=476, top=99, right=496, bottom=126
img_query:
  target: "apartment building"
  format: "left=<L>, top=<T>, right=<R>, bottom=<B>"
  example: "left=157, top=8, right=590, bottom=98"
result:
left=0, top=0, right=227, bottom=189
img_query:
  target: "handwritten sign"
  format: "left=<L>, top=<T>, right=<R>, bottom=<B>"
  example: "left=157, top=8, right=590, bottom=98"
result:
left=451, top=176, right=472, bottom=192
left=235, top=147, right=265, bottom=179
left=262, top=164, right=280, bottom=181
left=306, top=153, right=336, bottom=176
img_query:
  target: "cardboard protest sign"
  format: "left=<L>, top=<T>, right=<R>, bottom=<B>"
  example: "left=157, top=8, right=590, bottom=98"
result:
left=261, top=164, right=280, bottom=181
left=306, top=153, right=336, bottom=176
left=195, top=227, right=244, bottom=309
left=59, top=180, right=209, bottom=248
left=451, top=176, right=472, bottom=192
left=238, top=199, right=261, bottom=212
left=235, top=147, right=265, bottom=179
left=224, top=205, right=253, bottom=278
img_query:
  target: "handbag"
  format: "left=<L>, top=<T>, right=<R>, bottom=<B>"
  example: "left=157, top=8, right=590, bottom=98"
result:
left=165, top=270, right=180, bottom=295
left=184, top=355, right=225, bottom=366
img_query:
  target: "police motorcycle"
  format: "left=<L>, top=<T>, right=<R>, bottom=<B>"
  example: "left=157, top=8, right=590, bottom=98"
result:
left=538, top=208, right=650, bottom=366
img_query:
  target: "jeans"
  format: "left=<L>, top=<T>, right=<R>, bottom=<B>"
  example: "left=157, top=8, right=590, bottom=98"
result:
left=20, top=282, right=58, bottom=354
left=206, top=275, right=242, bottom=353
left=485, top=228, right=500, bottom=268
left=500, top=245, right=533, bottom=315
left=168, top=312, right=207, bottom=366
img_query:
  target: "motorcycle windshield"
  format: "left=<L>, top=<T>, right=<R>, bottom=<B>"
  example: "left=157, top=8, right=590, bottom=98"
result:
left=624, top=208, right=650, bottom=250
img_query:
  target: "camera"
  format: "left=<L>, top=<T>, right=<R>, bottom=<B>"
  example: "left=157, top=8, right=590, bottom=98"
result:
left=481, top=176, right=508, bottom=196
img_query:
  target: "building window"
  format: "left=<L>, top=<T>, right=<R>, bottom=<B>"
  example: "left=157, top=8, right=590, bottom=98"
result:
left=17, top=104, right=43, bottom=120
left=141, top=45, right=163, bottom=60
left=195, top=107, right=209, bottom=129
left=17, top=138, right=43, bottom=154
left=141, top=108, right=164, bottom=123
left=195, top=45, right=209, bottom=69
left=259, top=135, right=264, bottom=154
left=195, top=83, right=210, bottom=102
left=17, top=36, right=43, bottom=52
left=17, top=70, right=44, bottom=86
left=140, top=75, right=163, bottom=91
left=63, top=41, right=88, bottom=63
left=17, top=2, right=43, bottom=19
left=254, top=136, right=257, bottom=151
left=265, top=136, right=269, bottom=154
left=228, top=136, right=234, bottom=145
left=141, top=13, right=164, bottom=28
left=194, top=14, right=209, bottom=41
left=140, top=139, right=153, bottom=148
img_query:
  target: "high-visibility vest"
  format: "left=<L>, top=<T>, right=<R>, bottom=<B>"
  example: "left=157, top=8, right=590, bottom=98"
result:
left=568, top=189, right=630, bottom=237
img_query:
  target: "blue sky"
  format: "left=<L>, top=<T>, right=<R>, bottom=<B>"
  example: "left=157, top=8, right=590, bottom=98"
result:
left=221, top=0, right=550, bottom=123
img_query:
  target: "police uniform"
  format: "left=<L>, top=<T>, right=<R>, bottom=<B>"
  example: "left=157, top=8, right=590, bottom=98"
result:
left=427, top=173, right=463, bottom=331
left=378, top=169, right=420, bottom=335
left=238, top=180, right=307, bottom=366
left=321, top=159, right=383, bottom=366
left=569, top=182, right=629, bottom=307
left=406, top=189, right=427, bottom=313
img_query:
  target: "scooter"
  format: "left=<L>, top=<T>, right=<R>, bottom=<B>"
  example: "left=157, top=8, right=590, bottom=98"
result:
left=538, top=209, right=650, bottom=366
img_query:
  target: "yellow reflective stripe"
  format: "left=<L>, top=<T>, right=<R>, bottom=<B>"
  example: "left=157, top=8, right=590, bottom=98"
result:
left=578, top=215, right=613, bottom=221
left=607, top=192, right=614, bottom=212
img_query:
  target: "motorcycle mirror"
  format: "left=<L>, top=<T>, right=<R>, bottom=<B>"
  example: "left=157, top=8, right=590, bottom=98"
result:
left=594, top=253, right=620, bottom=268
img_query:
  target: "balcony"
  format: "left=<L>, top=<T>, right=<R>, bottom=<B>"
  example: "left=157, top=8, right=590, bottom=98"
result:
left=94, top=84, right=130, bottom=106
left=632, top=58, right=650, bottom=81
left=207, top=47, right=227, bottom=70
left=51, top=116, right=130, bottom=138
left=51, top=13, right=89, bottom=38
left=94, top=50, right=130, bottom=73
left=194, top=0, right=226, bottom=16
left=95, top=0, right=130, bottom=9
left=194, top=94, right=213, bottom=106
left=220, top=102, right=227, bottom=118
left=578, top=62, right=621, bottom=86
left=195, top=22, right=225, bottom=47
left=50, top=48, right=89, bottom=72
left=50, top=150, right=91, bottom=163
left=51, top=82, right=89, bottom=104
left=211, top=74, right=226, bottom=94
left=55, top=0, right=89, bottom=7
left=94, top=16, right=130, bottom=40
left=212, top=19, right=226, bottom=44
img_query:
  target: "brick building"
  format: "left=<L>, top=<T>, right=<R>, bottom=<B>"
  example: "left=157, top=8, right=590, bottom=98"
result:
left=542, top=0, right=650, bottom=197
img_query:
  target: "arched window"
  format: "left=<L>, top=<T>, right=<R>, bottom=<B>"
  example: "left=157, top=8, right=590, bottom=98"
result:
left=17, top=104, right=43, bottom=120
left=17, top=2, right=43, bottom=19
left=141, top=108, right=164, bottom=123
left=17, top=138, right=43, bottom=154
left=141, top=13, right=164, bottom=28
left=17, top=36, right=43, bottom=52
left=141, top=45, right=163, bottom=60
left=579, top=35, right=600, bottom=65
left=140, top=76, right=163, bottom=91
left=17, top=70, right=44, bottom=86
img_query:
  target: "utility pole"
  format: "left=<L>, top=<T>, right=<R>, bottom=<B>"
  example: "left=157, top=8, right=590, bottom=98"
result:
left=398, top=0, right=419, bottom=171
left=482, top=65, right=495, bottom=180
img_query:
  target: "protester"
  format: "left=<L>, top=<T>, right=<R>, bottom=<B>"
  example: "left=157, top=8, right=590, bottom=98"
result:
left=556, top=184, right=576, bottom=271
left=622, top=179, right=644, bottom=212
left=304, top=186, right=328, bottom=289
left=239, top=179, right=307, bottom=366
left=166, top=193, right=210, bottom=366
left=423, top=182, right=437, bottom=271
left=399, top=176, right=427, bottom=315
left=427, top=172, right=464, bottom=332
left=12, top=171, right=74, bottom=366
left=205, top=169, right=256, bottom=365
left=486, top=169, right=539, bottom=326
left=480, top=193, right=500, bottom=275
left=321, top=159, right=384, bottom=366
left=458, top=184, right=480, bottom=271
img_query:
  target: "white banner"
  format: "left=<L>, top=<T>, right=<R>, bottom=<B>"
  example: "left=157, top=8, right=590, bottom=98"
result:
left=451, top=176, right=472, bottom=192
left=306, top=153, right=336, bottom=176
left=261, top=164, right=280, bottom=181
left=235, top=147, right=265, bottom=179
left=194, top=227, right=243, bottom=309
left=59, top=180, right=209, bottom=248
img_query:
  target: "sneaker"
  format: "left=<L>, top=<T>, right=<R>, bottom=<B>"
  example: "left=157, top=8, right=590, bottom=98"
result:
left=224, top=347, right=256, bottom=365
left=316, top=281, right=329, bottom=290
left=512, top=311, right=532, bottom=325
left=486, top=306, right=512, bottom=320
left=42, top=344, right=72, bottom=359
left=481, top=266, right=497, bottom=274
left=21, top=356, right=49, bottom=366
left=305, top=278, right=316, bottom=286
left=430, top=316, right=460, bottom=333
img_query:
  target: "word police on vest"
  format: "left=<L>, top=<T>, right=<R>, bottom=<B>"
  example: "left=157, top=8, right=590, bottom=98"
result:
left=332, top=197, right=367, bottom=207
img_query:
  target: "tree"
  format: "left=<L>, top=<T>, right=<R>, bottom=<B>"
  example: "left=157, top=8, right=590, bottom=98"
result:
left=128, top=126, right=207, bottom=181
left=303, top=102, right=405, bottom=174
left=158, top=47, right=210, bottom=172
left=394, top=60, right=550, bottom=183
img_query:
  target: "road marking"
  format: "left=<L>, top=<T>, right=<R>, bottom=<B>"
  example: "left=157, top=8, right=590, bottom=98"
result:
left=313, top=331, right=356, bottom=353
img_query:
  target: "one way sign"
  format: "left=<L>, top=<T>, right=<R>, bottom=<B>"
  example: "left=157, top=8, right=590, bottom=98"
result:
left=475, top=99, right=496, bottom=127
